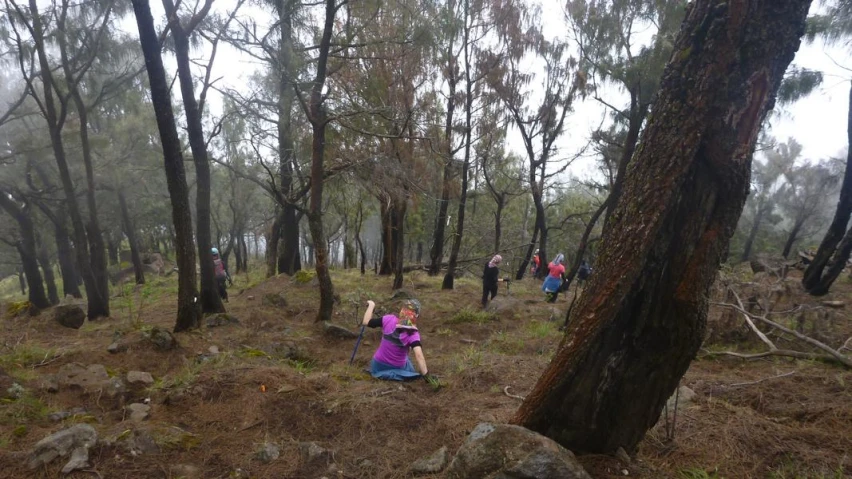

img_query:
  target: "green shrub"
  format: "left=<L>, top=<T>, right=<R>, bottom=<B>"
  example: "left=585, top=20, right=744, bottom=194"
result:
left=448, top=308, right=497, bottom=324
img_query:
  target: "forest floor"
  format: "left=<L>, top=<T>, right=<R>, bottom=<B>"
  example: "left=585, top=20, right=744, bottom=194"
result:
left=0, top=265, right=850, bottom=479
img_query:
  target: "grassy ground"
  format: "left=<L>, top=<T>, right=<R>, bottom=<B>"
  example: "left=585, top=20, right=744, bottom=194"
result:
left=0, top=264, right=850, bottom=478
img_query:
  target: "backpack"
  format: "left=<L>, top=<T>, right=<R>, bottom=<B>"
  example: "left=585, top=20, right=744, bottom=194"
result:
left=578, top=264, right=591, bottom=281
left=214, top=258, right=226, bottom=279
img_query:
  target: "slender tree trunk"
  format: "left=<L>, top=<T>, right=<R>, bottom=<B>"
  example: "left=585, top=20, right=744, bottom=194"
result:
left=37, top=240, right=59, bottom=305
left=17, top=268, right=26, bottom=296
left=0, top=194, right=49, bottom=309
left=132, top=0, right=202, bottom=331
left=494, top=196, right=504, bottom=252
left=118, top=192, right=145, bottom=285
left=27, top=0, right=106, bottom=318
left=278, top=208, right=302, bottom=274
left=782, top=217, right=805, bottom=259
left=355, top=202, right=366, bottom=275
left=165, top=1, right=224, bottom=315
left=267, top=212, right=281, bottom=277
left=393, top=201, right=407, bottom=289
left=515, top=225, right=539, bottom=280
left=54, top=217, right=82, bottom=298
left=562, top=198, right=609, bottom=302
left=604, top=96, right=648, bottom=225
left=107, top=238, right=119, bottom=267
left=514, top=0, right=810, bottom=453
left=740, top=199, right=767, bottom=262
left=803, top=81, right=852, bottom=295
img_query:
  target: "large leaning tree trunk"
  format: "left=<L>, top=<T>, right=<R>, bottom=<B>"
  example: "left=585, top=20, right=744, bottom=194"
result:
left=132, top=0, right=203, bottom=332
left=802, top=82, right=852, bottom=295
left=513, top=0, right=811, bottom=454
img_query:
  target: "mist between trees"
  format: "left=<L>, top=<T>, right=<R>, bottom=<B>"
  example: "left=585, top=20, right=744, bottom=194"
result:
left=1, top=0, right=849, bottom=454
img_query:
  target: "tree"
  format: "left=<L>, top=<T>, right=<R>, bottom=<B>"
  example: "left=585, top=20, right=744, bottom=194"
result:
left=513, top=0, right=812, bottom=454
left=0, top=189, right=50, bottom=308
left=778, top=160, right=838, bottom=258
left=131, top=0, right=203, bottom=331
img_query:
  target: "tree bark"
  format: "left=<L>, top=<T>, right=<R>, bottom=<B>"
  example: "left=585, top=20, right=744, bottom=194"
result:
left=132, top=0, right=202, bottom=331
left=37, top=239, right=59, bottom=305
left=119, top=192, right=146, bottom=285
left=17, top=268, right=26, bottom=296
left=0, top=194, right=49, bottom=309
left=267, top=211, right=281, bottom=277
left=164, top=0, right=224, bottom=314
left=782, top=216, right=805, bottom=259
left=740, top=198, right=767, bottom=262
left=54, top=213, right=82, bottom=298
left=514, top=0, right=810, bottom=453
left=803, top=81, right=852, bottom=295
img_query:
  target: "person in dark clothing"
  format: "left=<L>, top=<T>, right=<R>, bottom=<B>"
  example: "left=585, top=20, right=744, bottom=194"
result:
left=482, top=254, right=502, bottom=308
left=577, top=259, right=592, bottom=285
left=211, top=247, right=232, bottom=302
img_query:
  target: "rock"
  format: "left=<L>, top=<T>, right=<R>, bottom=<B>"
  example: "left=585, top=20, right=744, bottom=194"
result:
left=126, top=403, right=150, bottom=422
left=486, top=297, right=520, bottom=315
left=477, top=413, right=497, bottom=423
left=39, top=375, right=59, bottom=393
left=322, top=322, right=358, bottom=340
left=445, top=423, right=591, bottom=479
left=127, top=371, right=154, bottom=387
left=206, top=313, right=240, bottom=328
left=28, top=424, right=98, bottom=470
left=170, top=464, right=202, bottom=479
left=410, top=446, right=449, bottom=475
left=548, top=307, right=564, bottom=322
left=53, top=304, right=86, bottom=329
left=390, top=289, right=412, bottom=300
left=247, top=295, right=255, bottom=300
left=262, top=293, right=288, bottom=308
left=615, top=447, right=631, bottom=465
left=300, top=441, right=331, bottom=464
left=48, top=408, right=87, bottom=422
left=149, top=327, right=176, bottom=350
left=822, top=300, right=845, bottom=308
left=129, top=429, right=160, bottom=455
left=208, top=345, right=220, bottom=355
left=60, top=447, right=90, bottom=474
left=255, top=442, right=280, bottom=463
left=107, top=342, right=127, bottom=354
left=665, top=386, right=696, bottom=411
left=57, top=363, right=109, bottom=390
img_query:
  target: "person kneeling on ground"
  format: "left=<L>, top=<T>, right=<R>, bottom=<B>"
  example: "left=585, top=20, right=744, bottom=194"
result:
left=212, top=247, right=232, bottom=302
left=362, top=298, right=434, bottom=382
left=482, top=254, right=502, bottom=308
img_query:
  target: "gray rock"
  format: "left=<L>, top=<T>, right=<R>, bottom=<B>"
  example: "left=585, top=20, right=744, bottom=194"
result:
left=390, top=289, right=412, bottom=300
left=28, top=424, right=98, bottom=470
left=445, top=423, right=591, bottom=479
left=126, top=371, right=154, bottom=387
left=262, top=293, right=288, bottom=309
left=60, top=447, right=90, bottom=474
left=208, top=345, right=220, bottom=355
left=39, top=375, right=59, bottom=393
left=410, top=446, right=449, bottom=475
left=48, top=407, right=87, bottom=422
left=665, top=386, right=696, bottom=411
left=300, top=441, right=331, bottom=464
left=255, top=442, right=280, bottom=463
left=126, top=403, right=150, bottom=422
left=57, top=363, right=109, bottom=390
left=149, top=327, right=176, bottom=350
left=53, top=304, right=86, bottom=329
left=107, top=341, right=127, bottom=354
left=322, top=322, right=358, bottom=339
left=206, top=313, right=240, bottom=328
left=129, top=429, right=160, bottom=455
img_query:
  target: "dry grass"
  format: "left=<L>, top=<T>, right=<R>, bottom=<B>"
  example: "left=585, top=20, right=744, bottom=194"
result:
left=0, top=266, right=849, bottom=478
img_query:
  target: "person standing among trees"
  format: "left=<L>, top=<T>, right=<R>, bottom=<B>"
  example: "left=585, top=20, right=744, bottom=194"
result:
left=361, top=298, right=435, bottom=382
left=211, top=248, right=232, bottom=302
left=482, top=254, right=502, bottom=308
left=542, top=253, right=566, bottom=303
left=530, top=249, right=541, bottom=276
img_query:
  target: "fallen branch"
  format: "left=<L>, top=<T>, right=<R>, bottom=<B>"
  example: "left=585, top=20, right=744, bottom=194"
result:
left=503, top=386, right=525, bottom=401
left=729, top=370, right=796, bottom=387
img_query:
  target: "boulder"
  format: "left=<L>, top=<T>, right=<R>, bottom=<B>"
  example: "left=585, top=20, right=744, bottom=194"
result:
left=445, top=423, right=591, bottom=479
left=322, top=322, right=359, bottom=340
left=125, top=403, right=150, bottom=422
left=410, top=446, right=449, bottom=475
left=149, top=327, right=177, bottom=350
left=262, top=293, right=288, bottom=309
left=28, top=424, right=97, bottom=470
left=127, top=371, right=154, bottom=387
left=56, top=364, right=109, bottom=390
left=206, top=313, right=241, bottom=328
left=53, top=304, right=86, bottom=329
left=107, top=341, right=128, bottom=354
left=256, top=442, right=280, bottom=463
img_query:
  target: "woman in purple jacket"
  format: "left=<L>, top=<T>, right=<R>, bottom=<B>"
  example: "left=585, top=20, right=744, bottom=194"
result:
left=361, top=298, right=433, bottom=381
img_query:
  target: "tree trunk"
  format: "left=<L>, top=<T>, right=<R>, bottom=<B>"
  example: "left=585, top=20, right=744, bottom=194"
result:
left=562, top=197, right=610, bottom=305
left=782, top=216, right=805, bottom=259
left=17, top=268, right=26, bottom=296
left=107, top=237, right=119, bottom=267
left=54, top=217, right=82, bottom=298
left=513, top=0, right=810, bottom=453
left=278, top=207, right=302, bottom=274
left=267, top=211, right=281, bottom=277
left=118, top=192, right=146, bottom=285
left=494, top=196, right=504, bottom=252
left=165, top=0, right=225, bottom=315
left=27, top=0, right=106, bottom=318
left=379, top=197, right=405, bottom=277
left=515, top=225, right=539, bottom=280
left=0, top=194, right=49, bottom=309
left=132, top=0, right=202, bottom=331
left=355, top=202, right=366, bottom=275
left=803, top=81, right=852, bottom=295
left=393, top=201, right=407, bottom=290
left=740, top=198, right=767, bottom=262
left=37, top=240, right=59, bottom=305
left=604, top=96, right=648, bottom=225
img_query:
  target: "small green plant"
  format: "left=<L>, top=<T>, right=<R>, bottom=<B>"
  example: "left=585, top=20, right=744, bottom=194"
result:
left=238, top=347, right=271, bottom=359
left=12, top=425, right=27, bottom=437
left=448, top=308, right=497, bottom=325
left=287, top=359, right=315, bottom=375
left=452, top=345, right=484, bottom=373
left=292, top=270, right=316, bottom=284
left=1, top=393, right=49, bottom=424
left=526, top=321, right=556, bottom=339
left=679, top=468, right=723, bottom=479
left=0, top=344, right=57, bottom=372
left=5, top=301, right=31, bottom=318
